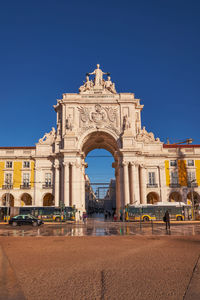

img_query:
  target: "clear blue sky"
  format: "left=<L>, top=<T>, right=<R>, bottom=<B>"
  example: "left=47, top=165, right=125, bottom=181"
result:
left=0, top=1, right=200, bottom=182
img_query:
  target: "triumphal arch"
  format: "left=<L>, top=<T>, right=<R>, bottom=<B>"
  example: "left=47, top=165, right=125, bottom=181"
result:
left=35, top=64, right=164, bottom=215
left=1, top=65, right=200, bottom=214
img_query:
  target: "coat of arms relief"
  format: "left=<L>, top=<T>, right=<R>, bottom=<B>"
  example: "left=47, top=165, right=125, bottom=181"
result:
left=78, top=104, right=119, bottom=134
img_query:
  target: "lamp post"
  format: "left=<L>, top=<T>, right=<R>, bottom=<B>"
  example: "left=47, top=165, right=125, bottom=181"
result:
left=190, top=179, right=196, bottom=221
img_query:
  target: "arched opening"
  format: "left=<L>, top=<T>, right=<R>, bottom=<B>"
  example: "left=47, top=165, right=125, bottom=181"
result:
left=85, top=149, right=115, bottom=217
left=187, top=191, right=200, bottom=207
left=81, top=131, right=120, bottom=218
left=43, top=193, right=54, bottom=206
left=147, top=192, right=159, bottom=204
left=2, top=193, right=14, bottom=207
left=169, top=191, right=182, bottom=202
left=21, top=193, right=32, bottom=206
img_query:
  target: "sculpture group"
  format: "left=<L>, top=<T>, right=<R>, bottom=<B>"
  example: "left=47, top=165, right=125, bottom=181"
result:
left=79, top=64, right=116, bottom=94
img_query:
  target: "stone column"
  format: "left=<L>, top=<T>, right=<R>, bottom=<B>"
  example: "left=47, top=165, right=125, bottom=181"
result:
left=81, top=163, right=86, bottom=212
left=33, top=167, right=41, bottom=206
left=130, top=162, right=135, bottom=204
left=71, top=162, right=76, bottom=207
left=119, top=162, right=124, bottom=209
left=115, top=166, right=121, bottom=217
left=134, top=163, right=140, bottom=204
left=76, top=161, right=83, bottom=211
left=158, top=165, right=165, bottom=202
left=122, top=161, right=130, bottom=206
left=139, top=164, right=147, bottom=204
left=63, top=162, right=70, bottom=206
left=54, top=162, right=60, bottom=207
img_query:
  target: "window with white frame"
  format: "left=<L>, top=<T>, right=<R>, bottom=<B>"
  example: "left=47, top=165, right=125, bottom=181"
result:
left=5, top=173, right=12, bottom=185
left=148, top=172, right=156, bottom=185
left=187, top=160, right=194, bottom=166
left=6, top=161, right=12, bottom=168
left=23, top=173, right=30, bottom=186
left=45, top=173, right=52, bottom=186
left=23, top=161, right=30, bottom=168
left=187, top=171, right=196, bottom=183
left=170, top=171, right=179, bottom=184
left=170, top=160, right=177, bottom=167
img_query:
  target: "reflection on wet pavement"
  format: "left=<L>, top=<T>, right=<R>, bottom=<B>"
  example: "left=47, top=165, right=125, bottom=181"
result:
left=0, top=219, right=200, bottom=237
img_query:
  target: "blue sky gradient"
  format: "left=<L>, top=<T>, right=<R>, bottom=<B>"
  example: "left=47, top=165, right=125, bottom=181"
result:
left=0, top=0, right=200, bottom=182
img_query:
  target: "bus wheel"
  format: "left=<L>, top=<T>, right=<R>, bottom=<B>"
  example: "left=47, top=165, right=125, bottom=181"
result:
left=177, top=216, right=182, bottom=221
left=12, top=222, right=17, bottom=227
left=143, top=216, right=149, bottom=222
left=55, top=217, right=60, bottom=222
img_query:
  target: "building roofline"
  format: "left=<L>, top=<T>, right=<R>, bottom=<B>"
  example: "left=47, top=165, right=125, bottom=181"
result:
left=0, top=146, right=36, bottom=149
left=163, top=144, right=200, bottom=148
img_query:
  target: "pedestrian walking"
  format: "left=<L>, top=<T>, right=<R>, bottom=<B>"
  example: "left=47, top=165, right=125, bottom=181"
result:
left=113, top=213, right=117, bottom=222
left=163, top=210, right=170, bottom=230
left=104, top=211, right=108, bottom=221
left=83, top=212, right=87, bottom=224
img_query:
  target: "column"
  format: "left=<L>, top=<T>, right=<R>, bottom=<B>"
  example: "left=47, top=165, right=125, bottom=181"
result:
left=33, top=167, right=40, bottom=206
left=158, top=165, right=166, bottom=202
left=63, top=162, right=69, bottom=206
left=54, top=162, right=60, bottom=207
left=122, top=161, right=130, bottom=205
left=76, top=162, right=81, bottom=210
left=139, top=164, right=146, bottom=204
left=115, top=166, right=121, bottom=217
left=134, top=163, right=140, bottom=204
left=130, top=162, right=135, bottom=204
left=71, top=162, right=76, bottom=207
left=81, top=163, right=86, bottom=211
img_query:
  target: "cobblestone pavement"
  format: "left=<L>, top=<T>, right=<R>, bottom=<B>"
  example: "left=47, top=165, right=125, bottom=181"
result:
left=0, top=218, right=200, bottom=237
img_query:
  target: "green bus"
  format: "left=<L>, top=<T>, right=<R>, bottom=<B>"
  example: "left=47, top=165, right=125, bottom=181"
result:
left=126, top=202, right=191, bottom=222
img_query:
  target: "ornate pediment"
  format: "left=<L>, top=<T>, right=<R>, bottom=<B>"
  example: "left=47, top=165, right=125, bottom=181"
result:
left=79, top=64, right=117, bottom=94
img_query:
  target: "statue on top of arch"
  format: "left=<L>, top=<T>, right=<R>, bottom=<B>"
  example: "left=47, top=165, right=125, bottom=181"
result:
left=79, top=64, right=117, bottom=94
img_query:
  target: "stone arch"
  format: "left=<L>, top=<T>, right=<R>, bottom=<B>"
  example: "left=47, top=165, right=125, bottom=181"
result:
left=147, top=192, right=159, bottom=204
left=169, top=191, right=182, bottom=202
left=43, top=193, right=54, bottom=206
left=1, top=193, right=14, bottom=207
left=21, top=193, right=32, bottom=206
left=80, top=130, right=121, bottom=161
left=187, top=191, right=200, bottom=207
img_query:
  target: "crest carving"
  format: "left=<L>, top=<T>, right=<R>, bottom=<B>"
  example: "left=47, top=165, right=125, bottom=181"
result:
left=78, top=105, right=118, bottom=125
left=78, top=104, right=119, bottom=133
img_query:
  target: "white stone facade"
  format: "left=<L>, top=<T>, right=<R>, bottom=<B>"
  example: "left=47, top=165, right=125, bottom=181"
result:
left=0, top=64, right=200, bottom=216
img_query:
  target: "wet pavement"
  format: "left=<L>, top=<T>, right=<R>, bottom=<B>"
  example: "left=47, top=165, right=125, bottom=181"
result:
left=0, top=217, right=200, bottom=237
